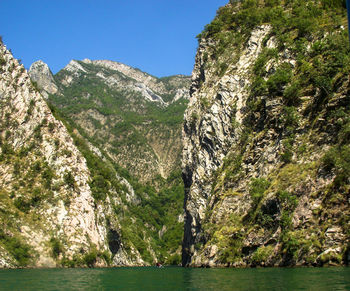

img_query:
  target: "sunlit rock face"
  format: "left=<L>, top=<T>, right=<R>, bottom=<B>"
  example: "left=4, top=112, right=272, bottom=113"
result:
left=182, top=1, right=350, bottom=267
left=0, top=43, right=146, bottom=268
left=29, top=60, right=58, bottom=98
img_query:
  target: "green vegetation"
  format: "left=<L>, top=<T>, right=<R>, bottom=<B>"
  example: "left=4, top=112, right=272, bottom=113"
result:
left=0, top=27, right=187, bottom=266
left=198, top=0, right=349, bottom=111
left=30, top=81, right=40, bottom=93
left=52, top=62, right=188, bottom=128
left=0, top=138, right=56, bottom=215
left=63, top=171, right=75, bottom=189
left=118, top=170, right=185, bottom=264
left=0, top=56, right=5, bottom=67
left=60, top=248, right=108, bottom=268
left=47, top=102, right=126, bottom=201
left=249, top=178, right=270, bottom=206
left=50, top=237, right=63, bottom=259
left=83, top=250, right=97, bottom=268
left=0, top=229, right=32, bottom=266
left=207, top=214, right=244, bottom=265
left=322, top=145, right=350, bottom=189
left=251, top=245, right=274, bottom=265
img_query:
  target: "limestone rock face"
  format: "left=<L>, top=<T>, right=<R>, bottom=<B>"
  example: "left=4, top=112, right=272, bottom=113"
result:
left=0, top=43, right=144, bottom=268
left=182, top=25, right=272, bottom=266
left=28, top=60, right=58, bottom=98
left=182, top=1, right=350, bottom=267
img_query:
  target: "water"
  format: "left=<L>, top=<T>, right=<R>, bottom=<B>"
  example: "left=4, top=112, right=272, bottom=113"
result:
left=0, top=267, right=349, bottom=291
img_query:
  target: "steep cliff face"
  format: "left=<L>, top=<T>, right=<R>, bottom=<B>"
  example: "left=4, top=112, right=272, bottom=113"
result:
left=0, top=42, right=148, bottom=268
left=30, top=59, right=190, bottom=182
left=183, top=0, right=350, bottom=267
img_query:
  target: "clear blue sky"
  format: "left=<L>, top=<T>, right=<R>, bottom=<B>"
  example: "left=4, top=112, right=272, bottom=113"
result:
left=0, top=0, right=228, bottom=77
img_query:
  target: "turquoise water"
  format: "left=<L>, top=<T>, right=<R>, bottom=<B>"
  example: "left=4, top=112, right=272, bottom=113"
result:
left=0, top=267, right=349, bottom=290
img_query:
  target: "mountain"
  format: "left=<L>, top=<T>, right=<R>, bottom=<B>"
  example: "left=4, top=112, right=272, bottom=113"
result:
left=182, top=0, right=350, bottom=267
left=29, top=58, right=190, bottom=183
left=28, top=57, right=191, bottom=266
left=0, top=41, right=185, bottom=267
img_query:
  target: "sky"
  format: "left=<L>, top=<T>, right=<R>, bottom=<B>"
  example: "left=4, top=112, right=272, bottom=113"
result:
left=0, top=0, right=228, bottom=77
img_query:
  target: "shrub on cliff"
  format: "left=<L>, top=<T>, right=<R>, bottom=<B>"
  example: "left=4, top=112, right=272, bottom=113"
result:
left=249, top=178, right=270, bottom=206
left=50, top=237, right=63, bottom=259
left=0, top=230, right=32, bottom=266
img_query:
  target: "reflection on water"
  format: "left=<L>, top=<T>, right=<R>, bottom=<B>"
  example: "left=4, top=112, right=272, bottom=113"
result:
left=0, top=268, right=105, bottom=290
left=184, top=267, right=350, bottom=291
left=0, top=266, right=349, bottom=290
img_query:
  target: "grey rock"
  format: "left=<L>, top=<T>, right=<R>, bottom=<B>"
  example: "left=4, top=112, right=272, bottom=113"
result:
left=28, top=60, right=58, bottom=97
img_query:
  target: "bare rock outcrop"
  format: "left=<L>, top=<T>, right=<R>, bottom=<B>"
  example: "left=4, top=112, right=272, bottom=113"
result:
left=28, top=60, right=58, bottom=98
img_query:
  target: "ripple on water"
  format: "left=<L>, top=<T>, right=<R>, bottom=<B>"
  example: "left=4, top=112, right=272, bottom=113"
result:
left=0, top=266, right=349, bottom=291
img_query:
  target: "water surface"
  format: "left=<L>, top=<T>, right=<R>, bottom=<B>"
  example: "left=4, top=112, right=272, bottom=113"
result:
left=0, top=266, right=349, bottom=290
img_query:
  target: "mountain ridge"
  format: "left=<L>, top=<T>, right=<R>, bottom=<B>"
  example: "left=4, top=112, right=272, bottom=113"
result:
left=29, top=58, right=190, bottom=182
left=31, top=58, right=191, bottom=106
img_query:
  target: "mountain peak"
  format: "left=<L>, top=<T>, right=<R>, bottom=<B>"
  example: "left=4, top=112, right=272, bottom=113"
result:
left=28, top=60, right=58, bottom=97
left=64, top=60, right=87, bottom=73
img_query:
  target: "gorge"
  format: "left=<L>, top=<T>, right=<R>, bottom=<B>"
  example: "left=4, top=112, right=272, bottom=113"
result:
left=0, top=0, right=349, bottom=269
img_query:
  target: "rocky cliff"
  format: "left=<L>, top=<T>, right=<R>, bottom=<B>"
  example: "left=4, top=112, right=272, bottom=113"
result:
left=0, top=42, right=165, bottom=268
left=183, top=0, right=350, bottom=267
